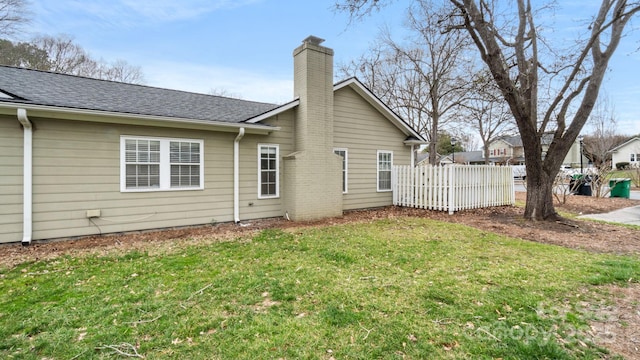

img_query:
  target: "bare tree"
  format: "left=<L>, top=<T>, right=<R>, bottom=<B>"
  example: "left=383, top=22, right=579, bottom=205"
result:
left=336, top=0, right=640, bottom=220
left=338, top=0, right=472, bottom=165
left=3, top=35, right=147, bottom=84
left=463, top=69, right=516, bottom=164
left=0, top=0, right=28, bottom=37
left=582, top=96, right=627, bottom=169
left=339, top=43, right=435, bottom=145
left=452, top=0, right=640, bottom=220
left=582, top=96, right=628, bottom=197
left=32, top=35, right=97, bottom=76
left=95, top=59, right=145, bottom=84
left=208, top=87, right=244, bottom=99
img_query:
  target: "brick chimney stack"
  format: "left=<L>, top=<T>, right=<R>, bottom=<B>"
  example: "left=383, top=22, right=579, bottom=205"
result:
left=283, top=36, right=342, bottom=220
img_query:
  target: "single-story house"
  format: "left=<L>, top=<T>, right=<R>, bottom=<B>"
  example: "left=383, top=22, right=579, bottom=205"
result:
left=610, top=136, right=640, bottom=168
left=415, top=152, right=438, bottom=166
left=0, top=36, right=426, bottom=244
left=440, top=151, right=486, bottom=165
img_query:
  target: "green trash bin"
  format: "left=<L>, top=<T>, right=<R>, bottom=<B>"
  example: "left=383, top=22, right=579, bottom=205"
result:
left=609, top=178, right=631, bottom=198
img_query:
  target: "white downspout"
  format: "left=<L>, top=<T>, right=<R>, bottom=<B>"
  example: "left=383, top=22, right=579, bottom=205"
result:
left=233, top=128, right=245, bottom=223
left=410, top=145, right=415, bottom=167
left=17, top=108, right=32, bottom=245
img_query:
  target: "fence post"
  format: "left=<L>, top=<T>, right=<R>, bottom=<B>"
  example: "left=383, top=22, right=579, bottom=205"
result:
left=448, top=165, right=454, bottom=214
left=392, top=165, right=397, bottom=205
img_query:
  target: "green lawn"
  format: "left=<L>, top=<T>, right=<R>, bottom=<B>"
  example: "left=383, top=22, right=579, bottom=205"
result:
left=1, top=218, right=638, bottom=359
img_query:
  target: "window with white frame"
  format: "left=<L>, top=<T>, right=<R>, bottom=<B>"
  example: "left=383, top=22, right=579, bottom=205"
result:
left=377, top=150, right=393, bottom=192
left=631, top=153, right=637, bottom=162
left=333, top=148, right=348, bottom=193
left=170, top=141, right=201, bottom=187
left=121, top=136, right=203, bottom=192
left=258, top=144, right=279, bottom=198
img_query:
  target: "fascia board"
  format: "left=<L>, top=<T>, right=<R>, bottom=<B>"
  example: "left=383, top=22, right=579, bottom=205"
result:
left=245, top=98, right=300, bottom=123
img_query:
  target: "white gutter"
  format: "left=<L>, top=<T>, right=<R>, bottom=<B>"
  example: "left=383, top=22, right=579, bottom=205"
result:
left=0, top=103, right=279, bottom=134
left=233, top=128, right=245, bottom=223
left=17, top=108, right=32, bottom=245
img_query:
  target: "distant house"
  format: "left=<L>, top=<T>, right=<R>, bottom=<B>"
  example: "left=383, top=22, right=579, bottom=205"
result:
left=0, top=36, right=426, bottom=244
left=487, top=135, right=525, bottom=164
left=610, top=137, right=640, bottom=168
left=415, top=152, right=440, bottom=166
left=442, top=151, right=486, bottom=165
left=486, top=134, right=585, bottom=166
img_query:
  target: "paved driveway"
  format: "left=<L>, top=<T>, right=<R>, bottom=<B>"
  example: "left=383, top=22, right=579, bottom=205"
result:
left=578, top=205, right=640, bottom=226
left=513, top=181, right=640, bottom=200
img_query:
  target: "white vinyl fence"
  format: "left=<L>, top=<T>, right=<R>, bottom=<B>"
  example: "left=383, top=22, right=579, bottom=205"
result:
left=392, top=165, right=515, bottom=214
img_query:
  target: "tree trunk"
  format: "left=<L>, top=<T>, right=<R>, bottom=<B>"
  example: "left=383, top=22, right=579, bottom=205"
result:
left=482, top=141, right=490, bottom=164
left=428, top=111, right=439, bottom=165
left=524, top=170, right=560, bottom=221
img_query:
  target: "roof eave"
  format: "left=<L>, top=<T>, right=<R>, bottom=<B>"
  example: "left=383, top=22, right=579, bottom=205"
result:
left=245, top=98, right=300, bottom=123
left=609, top=136, right=640, bottom=152
left=0, top=102, right=279, bottom=134
left=404, top=138, right=428, bottom=146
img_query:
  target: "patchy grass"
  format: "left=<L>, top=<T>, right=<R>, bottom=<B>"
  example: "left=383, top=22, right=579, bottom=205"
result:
left=1, top=218, right=638, bottom=359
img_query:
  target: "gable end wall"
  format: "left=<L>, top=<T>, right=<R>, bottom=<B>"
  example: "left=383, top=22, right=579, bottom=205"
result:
left=333, top=86, right=411, bottom=210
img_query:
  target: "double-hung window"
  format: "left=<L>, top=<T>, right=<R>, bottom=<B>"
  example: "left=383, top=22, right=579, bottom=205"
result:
left=631, top=153, right=637, bottom=162
left=121, top=136, right=203, bottom=192
left=170, top=141, right=201, bottom=188
left=377, top=150, right=393, bottom=192
left=258, top=144, right=279, bottom=198
left=333, top=148, right=348, bottom=193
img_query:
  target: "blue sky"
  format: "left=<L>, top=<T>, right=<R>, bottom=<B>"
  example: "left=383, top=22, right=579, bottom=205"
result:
left=25, top=0, right=639, bottom=135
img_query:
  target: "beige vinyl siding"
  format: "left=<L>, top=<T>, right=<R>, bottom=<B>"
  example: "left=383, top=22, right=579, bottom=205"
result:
left=0, top=116, right=24, bottom=243
left=10, top=113, right=293, bottom=241
left=237, top=112, right=294, bottom=220
left=26, top=117, right=244, bottom=240
left=333, top=87, right=411, bottom=210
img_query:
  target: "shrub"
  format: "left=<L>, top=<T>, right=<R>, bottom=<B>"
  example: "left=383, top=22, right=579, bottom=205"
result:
left=615, top=162, right=629, bottom=170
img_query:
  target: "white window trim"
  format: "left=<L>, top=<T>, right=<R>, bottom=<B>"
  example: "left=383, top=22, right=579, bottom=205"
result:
left=258, top=144, right=280, bottom=199
left=120, top=135, right=204, bottom=192
left=334, top=148, right=348, bottom=194
left=377, top=150, right=393, bottom=192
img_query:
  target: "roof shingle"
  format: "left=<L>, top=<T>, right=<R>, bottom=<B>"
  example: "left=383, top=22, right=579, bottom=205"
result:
left=0, top=66, right=280, bottom=123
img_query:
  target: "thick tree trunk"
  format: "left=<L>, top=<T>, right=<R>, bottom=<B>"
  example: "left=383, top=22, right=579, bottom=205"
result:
left=524, top=170, right=560, bottom=221
left=519, top=122, right=565, bottom=221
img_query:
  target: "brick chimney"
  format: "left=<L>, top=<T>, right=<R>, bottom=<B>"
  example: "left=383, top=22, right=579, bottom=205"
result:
left=283, top=36, right=342, bottom=220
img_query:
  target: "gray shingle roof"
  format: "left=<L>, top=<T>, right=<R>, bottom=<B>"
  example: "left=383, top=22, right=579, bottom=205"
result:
left=0, top=66, right=280, bottom=123
left=497, top=133, right=559, bottom=147
left=497, top=134, right=524, bottom=147
left=452, top=151, right=486, bottom=163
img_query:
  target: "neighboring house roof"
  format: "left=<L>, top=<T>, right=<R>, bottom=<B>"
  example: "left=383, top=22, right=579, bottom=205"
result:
left=495, top=133, right=560, bottom=147
left=0, top=65, right=279, bottom=123
left=609, top=136, right=640, bottom=152
left=495, top=134, right=523, bottom=147
left=453, top=151, right=486, bottom=163
left=416, top=152, right=431, bottom=164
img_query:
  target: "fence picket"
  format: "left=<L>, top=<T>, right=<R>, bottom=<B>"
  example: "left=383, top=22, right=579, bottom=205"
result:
left=392, top=165, right=515, bottom=213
